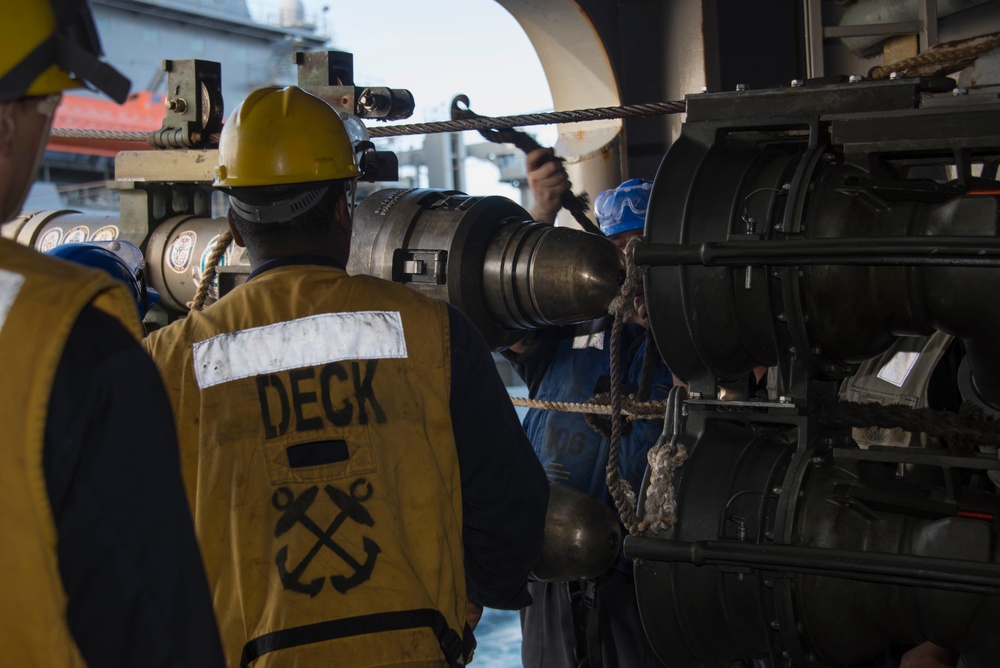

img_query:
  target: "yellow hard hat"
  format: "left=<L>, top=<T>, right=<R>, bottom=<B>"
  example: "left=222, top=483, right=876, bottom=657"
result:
left=0, top=0, right=130, bottom=103
left=214, top=86, right=361, bottom=188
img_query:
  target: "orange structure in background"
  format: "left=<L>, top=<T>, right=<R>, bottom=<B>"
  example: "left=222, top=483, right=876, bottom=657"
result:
left=49, top=91, right=166, bottom=156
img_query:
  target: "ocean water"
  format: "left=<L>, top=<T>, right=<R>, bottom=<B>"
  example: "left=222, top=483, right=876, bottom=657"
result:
left=472, top=608, right=523, bottom=667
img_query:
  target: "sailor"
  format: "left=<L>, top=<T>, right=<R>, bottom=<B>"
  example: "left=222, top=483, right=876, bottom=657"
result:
left=508, top=166, right=673, bottom=668
left=46, top=240, right=161, bottom=320
left=142, top=85, right=549, bottom=667
left=0, top=1, right=224, bottom=665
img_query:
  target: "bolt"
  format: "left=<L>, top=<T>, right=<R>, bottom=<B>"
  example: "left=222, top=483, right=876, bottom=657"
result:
left=701, top=86, right=709, bottom=93
left=790, top=79, right=804, bottom=88
left=811, top=456, right=824, bottom=465
left=778, top=396, right=792, bottom=405
left=953, top=87, right=969, bottom=96
left=848, top=75, right=863, bottom=83
left=166, top=98, right=188, bottom=114
left=889, top=71, right=901, bottom=80
left=770, top=620, right=780, bottom=630
left=812, top=346, right=822, bottom=355
left=737, top=573, right=744, bottom=582
left=777, top=313, right=787, bottom=321
left=765, top=531, right=774, bottom=540
left=772, top=485, right=784, bottom=494
left=736, top=83, right=747, bottom=91
left=688, top=391, right=702, bottom=400
left=788, top=346, right=798, bottom=357
left=764, top=579, right=774, bottom=587
left=358, top=89, right=381, bottom=113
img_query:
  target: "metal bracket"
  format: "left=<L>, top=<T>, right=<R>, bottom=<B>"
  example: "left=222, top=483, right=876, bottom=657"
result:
left=391, top=249, right=447, bottom=284
left=152, top=59, right=224, bottom=149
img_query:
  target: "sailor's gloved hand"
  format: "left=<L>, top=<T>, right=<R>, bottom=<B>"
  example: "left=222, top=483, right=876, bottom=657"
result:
left=527, top=147, right=570, bottom=224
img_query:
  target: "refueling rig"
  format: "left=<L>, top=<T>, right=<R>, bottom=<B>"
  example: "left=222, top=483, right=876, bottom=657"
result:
left=6, top=7, right=1000, bottom=666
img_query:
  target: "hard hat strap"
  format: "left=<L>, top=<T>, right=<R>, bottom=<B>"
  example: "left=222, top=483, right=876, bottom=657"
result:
left=53, top=32, right=129, bottom=103
left=229, top=187, right=329, bottom=224
left=0, top=28, right=129, bottom=104
left=0, top=34, right=56, bottom=103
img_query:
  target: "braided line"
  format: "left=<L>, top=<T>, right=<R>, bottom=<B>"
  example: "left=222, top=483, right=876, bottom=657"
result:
left=814, top=399, right=1000, bottom=452
left=870, top=32, right=1000, bottom=79
left=604, top=235, right=652, bottom=534
left=637, top=386, right=689, bottom=535
left=510, top=395, right=668, bottom=419
left=188, top=229, right=233, bottom=312
left=607, top=301, right=640, bottom=533
left=635, top=314, right=658, bottom=402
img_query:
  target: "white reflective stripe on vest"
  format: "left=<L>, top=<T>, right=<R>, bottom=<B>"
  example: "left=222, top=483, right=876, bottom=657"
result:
left=193, top=310, right=408, bottom=389
left=0, top=268, right=25, bottom=336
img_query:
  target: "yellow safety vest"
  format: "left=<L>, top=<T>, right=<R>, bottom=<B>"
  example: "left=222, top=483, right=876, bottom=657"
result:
left=144, top=264, right=471, bottom=668
left=0, top=238, right=142, bottom=667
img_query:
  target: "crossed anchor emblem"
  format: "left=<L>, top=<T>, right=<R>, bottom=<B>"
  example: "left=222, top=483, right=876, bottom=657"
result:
left=272, top=478, right=382, bottom=597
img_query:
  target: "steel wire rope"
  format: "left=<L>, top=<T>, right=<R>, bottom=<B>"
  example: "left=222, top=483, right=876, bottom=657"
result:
left=50, top=100, right=688, bottom=143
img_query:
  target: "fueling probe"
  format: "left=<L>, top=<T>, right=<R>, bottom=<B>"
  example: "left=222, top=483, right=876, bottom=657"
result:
left=2, top=52, right=624, bottom=346
left=9, top=37, right=1000, bottom=666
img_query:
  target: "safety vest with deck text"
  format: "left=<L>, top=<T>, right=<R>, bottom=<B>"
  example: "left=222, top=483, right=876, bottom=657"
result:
left=143, top=263, right=471, bottom=668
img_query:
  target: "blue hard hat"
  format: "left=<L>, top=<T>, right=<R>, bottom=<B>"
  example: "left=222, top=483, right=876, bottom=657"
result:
left=594, top=178, right=653, bottom=237
left=46, top=240, right=160, bottom=316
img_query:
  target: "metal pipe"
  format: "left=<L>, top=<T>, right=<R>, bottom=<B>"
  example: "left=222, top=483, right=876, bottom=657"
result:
left=624, top=537, right=1000, bottom=595
left=632, top=236, right=1000, bottom=268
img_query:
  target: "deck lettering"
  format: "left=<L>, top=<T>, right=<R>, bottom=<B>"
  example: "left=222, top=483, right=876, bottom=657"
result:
left=257, top=360, right=386, bottom=438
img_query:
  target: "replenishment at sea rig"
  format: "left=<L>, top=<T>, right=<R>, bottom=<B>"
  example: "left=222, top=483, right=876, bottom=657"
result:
left=5, top=2, right=1000, bottom=666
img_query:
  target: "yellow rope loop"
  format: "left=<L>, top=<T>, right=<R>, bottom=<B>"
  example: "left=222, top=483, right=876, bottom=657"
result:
left=188, top=229, right=233, bottom=312
left=870, top=32, right=1000, bottom=79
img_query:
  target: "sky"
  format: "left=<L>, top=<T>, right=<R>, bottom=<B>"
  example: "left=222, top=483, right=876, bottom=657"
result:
left=250, top=0, right=558, bottom=198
